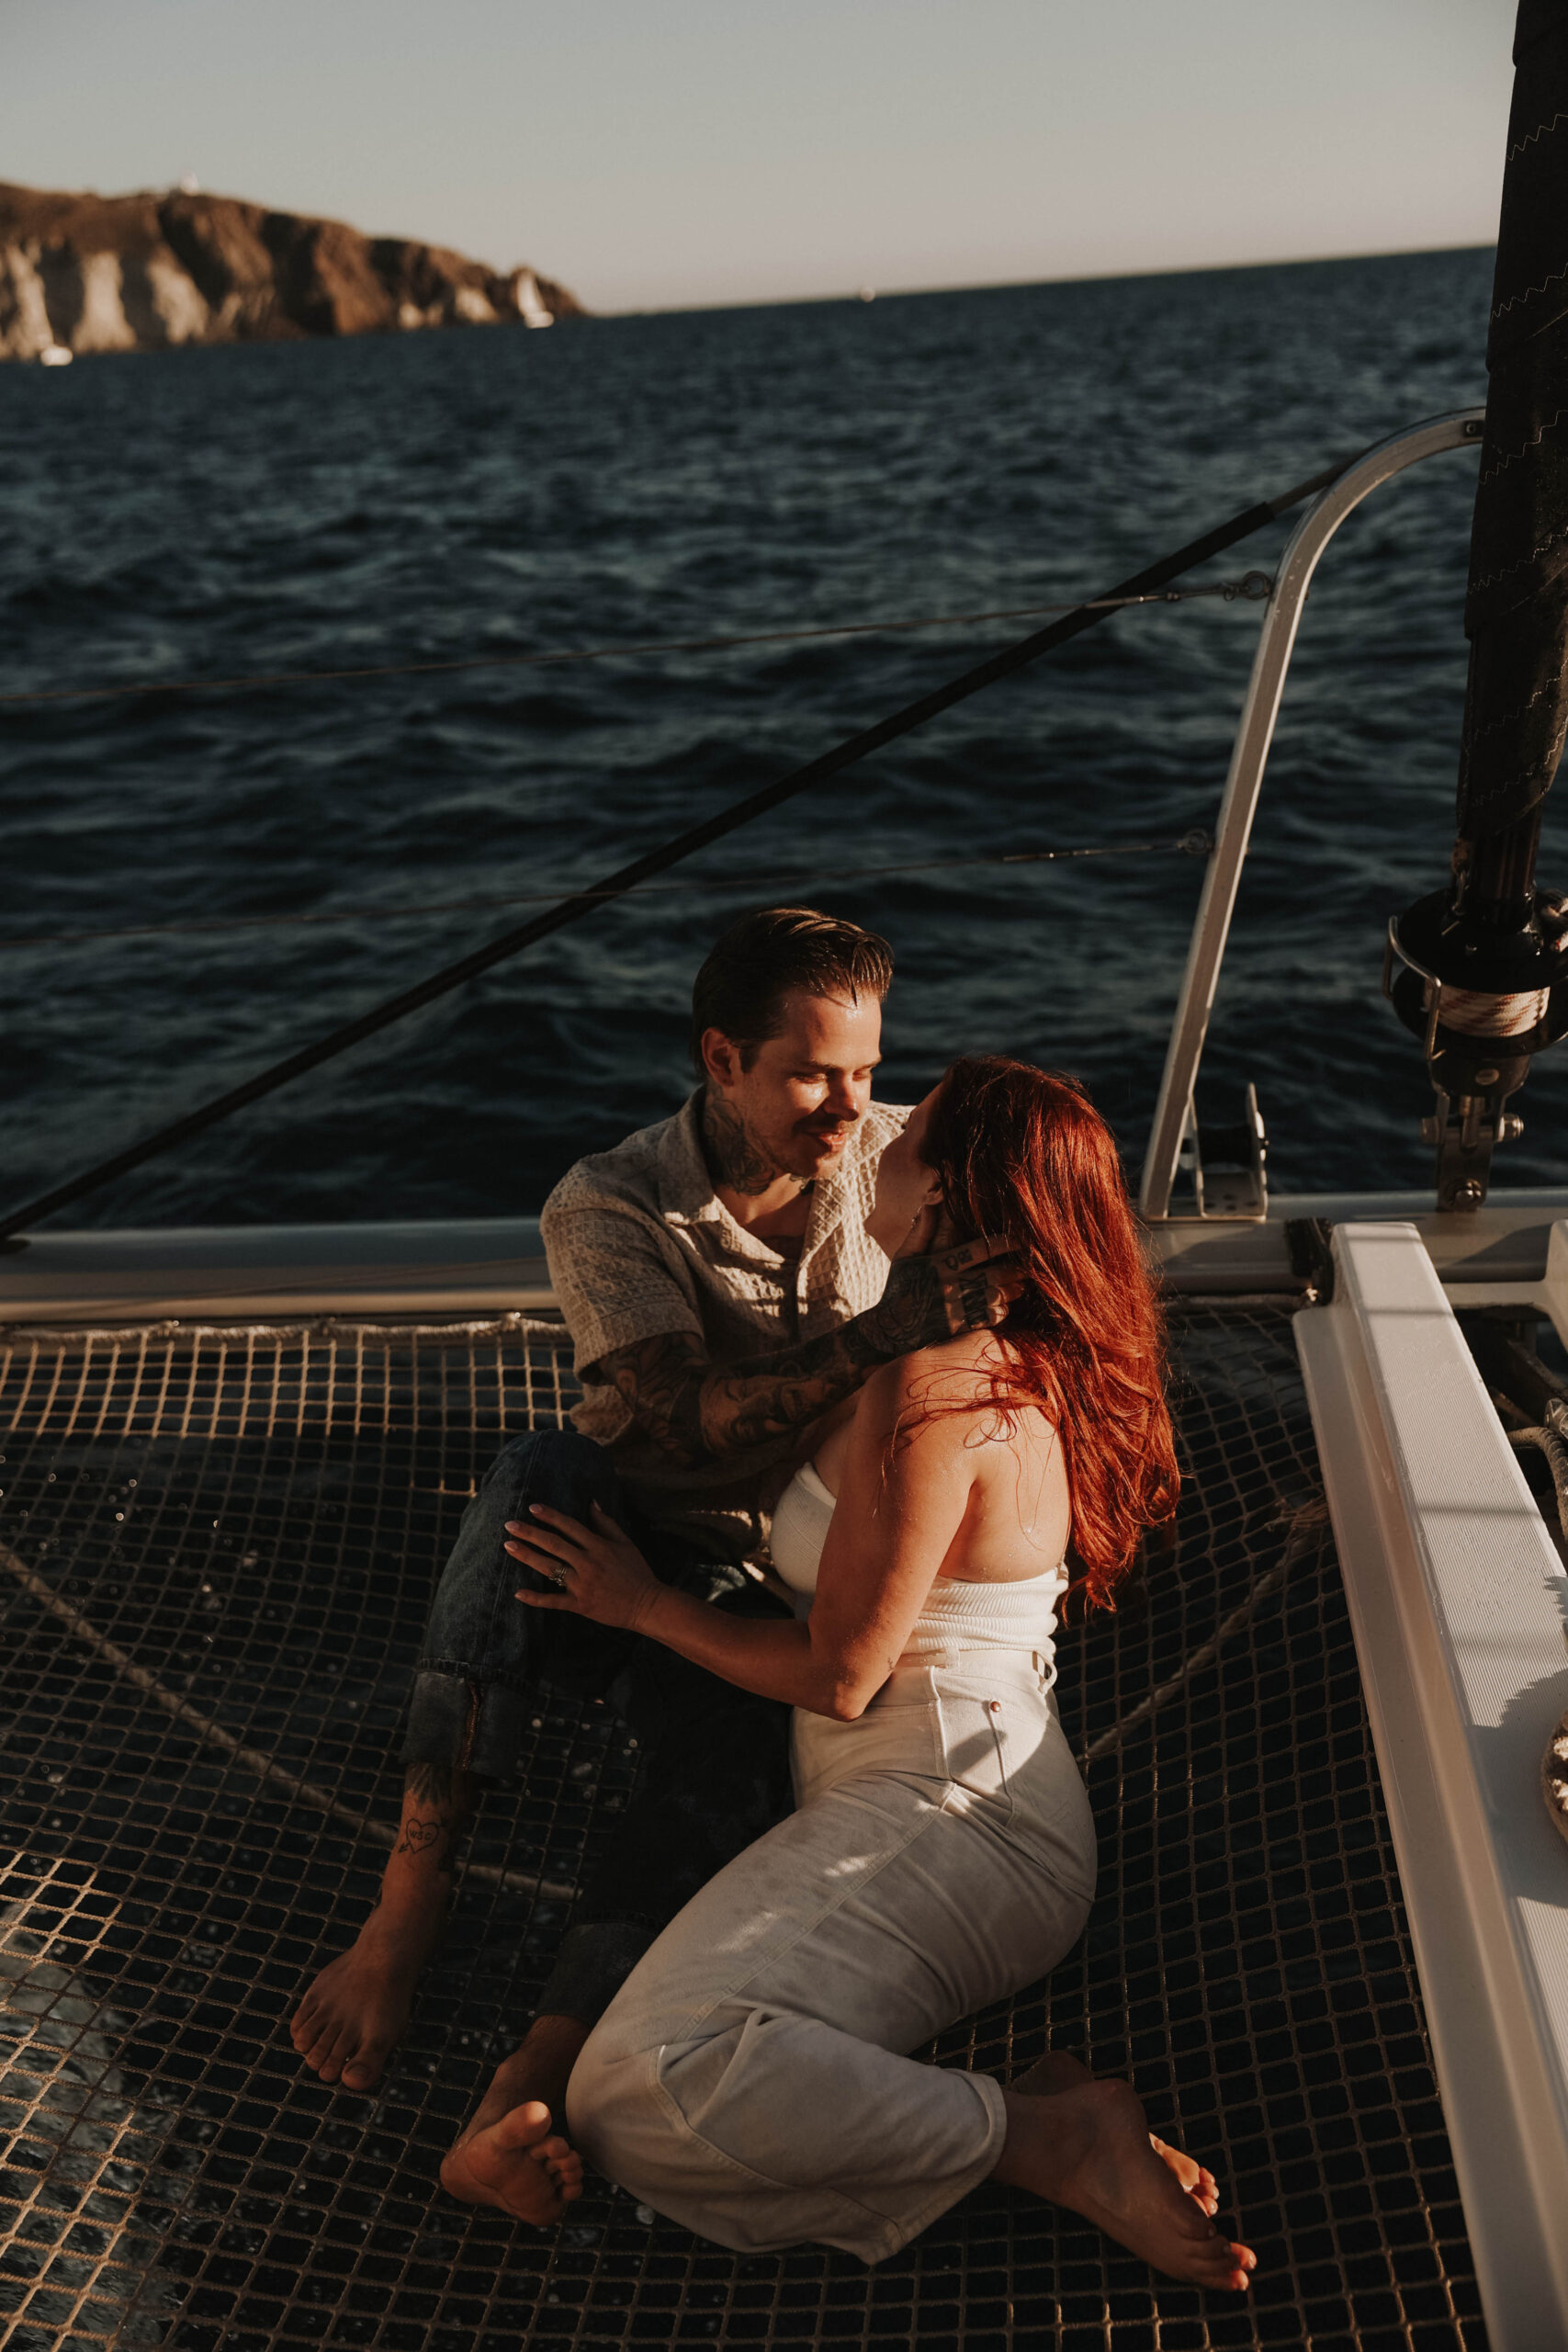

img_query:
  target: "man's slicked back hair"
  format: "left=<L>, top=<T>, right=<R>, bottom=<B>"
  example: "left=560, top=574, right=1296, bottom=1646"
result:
left=690, top=906, right=894, bottom=1073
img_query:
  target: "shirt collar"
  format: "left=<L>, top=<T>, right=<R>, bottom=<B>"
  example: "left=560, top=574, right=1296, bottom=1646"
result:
left=657, top=1092, right=727, bottom=1225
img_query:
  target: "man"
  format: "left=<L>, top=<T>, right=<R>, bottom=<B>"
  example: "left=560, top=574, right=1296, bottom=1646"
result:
left=290, top=905, right=1012, bottom=2222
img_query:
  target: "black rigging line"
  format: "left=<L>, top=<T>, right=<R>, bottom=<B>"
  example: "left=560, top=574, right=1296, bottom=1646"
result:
left=1, top=575, right=1275, bottom=711
left=0, top=833, right=1213, bottom=955
left=0, top=454, right=1351, bottom=1242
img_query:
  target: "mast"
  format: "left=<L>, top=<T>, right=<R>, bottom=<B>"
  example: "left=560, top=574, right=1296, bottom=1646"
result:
left=1389, top=0, right=1568, bottom=1208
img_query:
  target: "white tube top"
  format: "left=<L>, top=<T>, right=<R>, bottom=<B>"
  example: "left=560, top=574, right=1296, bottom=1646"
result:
left=770, top=1459, right=1069, bottom=1685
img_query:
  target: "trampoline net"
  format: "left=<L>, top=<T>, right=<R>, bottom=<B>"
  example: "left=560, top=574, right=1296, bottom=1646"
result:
left=0, top=1304, right=1486, bottom=2351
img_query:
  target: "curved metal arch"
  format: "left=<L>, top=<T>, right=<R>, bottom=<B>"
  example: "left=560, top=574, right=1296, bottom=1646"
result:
left=1138, top=407, right=1486, bottom=1222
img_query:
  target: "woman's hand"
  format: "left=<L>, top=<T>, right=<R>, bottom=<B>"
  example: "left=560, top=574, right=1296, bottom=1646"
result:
left=507, top=1501, right=660, bottom=1632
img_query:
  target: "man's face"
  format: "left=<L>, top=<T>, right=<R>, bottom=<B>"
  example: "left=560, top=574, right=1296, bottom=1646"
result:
left=706, top=989, right=883, bottom=1184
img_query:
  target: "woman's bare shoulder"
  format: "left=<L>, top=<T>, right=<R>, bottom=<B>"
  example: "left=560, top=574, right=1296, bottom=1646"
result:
left=859, top=1333, right=1028, bottom=1432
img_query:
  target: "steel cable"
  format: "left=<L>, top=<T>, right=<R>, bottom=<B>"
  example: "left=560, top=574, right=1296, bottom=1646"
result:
left=1, top=576, right=1275, bottom=710
left=0, top=830, right=1213, bottom=955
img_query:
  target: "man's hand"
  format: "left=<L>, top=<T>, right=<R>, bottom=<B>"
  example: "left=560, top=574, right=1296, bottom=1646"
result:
left=507, top=1502, right=661, bottom=1632
left=595, top=1238, right=1021, bottom=1474
left=857, top=1232, right=1022, bottom=1360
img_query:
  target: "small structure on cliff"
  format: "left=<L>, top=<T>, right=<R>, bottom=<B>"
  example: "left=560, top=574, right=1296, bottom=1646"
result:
left=0, top=182, right=581, bottom=362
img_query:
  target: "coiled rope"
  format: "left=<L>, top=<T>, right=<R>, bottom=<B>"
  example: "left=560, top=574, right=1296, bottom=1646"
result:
left=1510, top=1394, right=1568, bottom=1542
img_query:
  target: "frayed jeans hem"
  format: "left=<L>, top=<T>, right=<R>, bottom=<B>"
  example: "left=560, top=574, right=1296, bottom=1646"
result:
left=400, top=1667, right=533, bottom=1785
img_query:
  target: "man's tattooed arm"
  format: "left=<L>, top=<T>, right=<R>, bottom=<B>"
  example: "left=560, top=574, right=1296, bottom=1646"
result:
left=598, top=1238, right=1019, bottom=1469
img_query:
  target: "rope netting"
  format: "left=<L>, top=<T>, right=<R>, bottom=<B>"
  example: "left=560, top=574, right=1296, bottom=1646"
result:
left=0, top=1305, right=1486, bottom=2350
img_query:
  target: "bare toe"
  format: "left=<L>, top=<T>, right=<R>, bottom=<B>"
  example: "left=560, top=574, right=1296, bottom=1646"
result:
left=289, top=1927, right=421, bottom=2091
left=442, top=2099, right=576, bottom=2225
left=999, top=2081, right=1255, bottom=2290
left=342, top=2046, right=391, bottom=2093
left=1149, top=2134, right=1219, bottom=2215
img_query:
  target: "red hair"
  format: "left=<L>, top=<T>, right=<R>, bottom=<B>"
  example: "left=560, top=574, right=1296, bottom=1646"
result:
left=919, top=1056, right=1178, bottom=1611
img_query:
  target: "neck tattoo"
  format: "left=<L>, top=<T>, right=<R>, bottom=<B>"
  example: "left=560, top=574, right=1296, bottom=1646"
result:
left=702, top=1088, right=794, bottom=1199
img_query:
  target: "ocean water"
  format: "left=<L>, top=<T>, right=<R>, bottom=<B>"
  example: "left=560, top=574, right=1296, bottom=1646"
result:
left=6, top=244, right=1561, bottom=1229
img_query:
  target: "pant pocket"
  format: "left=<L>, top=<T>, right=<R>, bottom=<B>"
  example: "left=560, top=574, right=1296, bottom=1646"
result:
left=933, top=1684, right=1045, bottom=1822
left=791, top=1698, right=944, bottom=1806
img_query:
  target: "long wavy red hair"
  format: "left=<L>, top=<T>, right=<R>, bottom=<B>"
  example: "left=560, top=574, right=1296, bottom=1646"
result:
left=918, top=1056, right=1178, bottom=1611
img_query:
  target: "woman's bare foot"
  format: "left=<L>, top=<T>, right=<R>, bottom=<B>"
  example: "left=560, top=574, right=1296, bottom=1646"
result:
left=290, top=1900, right=440, bottom=2091
left=441, top=2100, right=583, bottom=2224
left=994, top=2077, right=1254, bottom=2291
left=1012, top=2054, right=1219, bottom=2217
left=441, top=2016, right=592, bottom=2226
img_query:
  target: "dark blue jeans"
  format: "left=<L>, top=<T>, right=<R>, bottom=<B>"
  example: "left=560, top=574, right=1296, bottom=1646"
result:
left=403, top=1428, right=792, bottom=2026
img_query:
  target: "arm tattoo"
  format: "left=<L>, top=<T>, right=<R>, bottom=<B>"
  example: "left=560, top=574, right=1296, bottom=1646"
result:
left=599, top=1249, right=1003, bottom=1469
left=601, top=1330, right=713, bottom=1464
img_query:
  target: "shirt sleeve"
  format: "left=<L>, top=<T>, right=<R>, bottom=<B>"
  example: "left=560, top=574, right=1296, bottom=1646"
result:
left=541, top=1198, right=705, bottom=1380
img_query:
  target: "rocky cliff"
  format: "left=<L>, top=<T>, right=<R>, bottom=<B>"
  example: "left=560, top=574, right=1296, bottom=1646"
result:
left=0, top=182, right=582, bottom=361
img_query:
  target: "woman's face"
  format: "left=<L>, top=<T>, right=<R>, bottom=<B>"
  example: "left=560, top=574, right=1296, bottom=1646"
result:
left=867, top=1082, right=944, bottom=1256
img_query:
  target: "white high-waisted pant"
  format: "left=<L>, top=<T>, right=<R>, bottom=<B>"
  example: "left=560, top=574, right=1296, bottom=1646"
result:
left=565, top=1650, right=1098, bottom=2264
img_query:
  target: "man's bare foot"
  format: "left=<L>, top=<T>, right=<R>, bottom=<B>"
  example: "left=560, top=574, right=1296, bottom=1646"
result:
left=442, top=2100, right=584, bottom=2224
left=291, top=1759, right=473, bottom=2092
left=441, top=2017, right=591, bottom=2226
left=290, top=1903, right=439, bottom=2092
left=994, top=2077, right=1255, bottom=2291
left=1012, top=2054, right=1219, bottom=2218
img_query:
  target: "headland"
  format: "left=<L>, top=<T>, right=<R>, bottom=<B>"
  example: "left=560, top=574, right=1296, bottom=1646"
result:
left=0, top=181, right=581, bottom=361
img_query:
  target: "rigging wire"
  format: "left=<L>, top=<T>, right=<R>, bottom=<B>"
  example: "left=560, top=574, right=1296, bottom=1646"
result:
left=0, top=831, right=1213, bottom=954
left=0, top=448, right=1353, bottom=1242
left=1, top=575, right=1276, bottom=711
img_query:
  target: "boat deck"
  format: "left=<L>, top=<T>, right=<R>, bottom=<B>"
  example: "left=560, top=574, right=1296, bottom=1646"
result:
left=0, top=1302, right=1486, bottom=2349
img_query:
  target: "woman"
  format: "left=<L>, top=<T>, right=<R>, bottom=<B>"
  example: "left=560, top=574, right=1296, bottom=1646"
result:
left=499, top=1057, right=1254, bottom=2291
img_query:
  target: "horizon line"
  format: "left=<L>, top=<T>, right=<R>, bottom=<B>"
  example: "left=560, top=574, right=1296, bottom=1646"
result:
left=598, top=237, right=1495, bottom=321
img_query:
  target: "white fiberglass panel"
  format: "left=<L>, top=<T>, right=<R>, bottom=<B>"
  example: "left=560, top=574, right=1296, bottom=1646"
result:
left=1298, top=1223, right=1568, bottom=2351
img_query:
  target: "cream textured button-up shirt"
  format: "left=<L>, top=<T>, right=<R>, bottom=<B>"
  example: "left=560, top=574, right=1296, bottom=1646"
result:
left=541, top=1091, right=909, bottom=1558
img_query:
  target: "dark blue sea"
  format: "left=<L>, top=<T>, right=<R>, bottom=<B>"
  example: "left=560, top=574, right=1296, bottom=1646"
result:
left=7, top=245, right=1558, bottom=1228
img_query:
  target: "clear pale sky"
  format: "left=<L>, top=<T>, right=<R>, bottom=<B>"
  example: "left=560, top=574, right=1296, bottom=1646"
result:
left=5, top=0, right=1514, bottom=313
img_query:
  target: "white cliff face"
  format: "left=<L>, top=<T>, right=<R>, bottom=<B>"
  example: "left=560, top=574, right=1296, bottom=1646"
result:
left=0, top=242, right=215, bottom=358
left=0, top=245, right=54, bottom=359
left=73, top=252, right=138, bottom=352
left=135, top=254, right=212, bottom=345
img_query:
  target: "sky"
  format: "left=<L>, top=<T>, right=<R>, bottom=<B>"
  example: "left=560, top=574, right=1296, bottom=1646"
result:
left=4, top=0, right=1516, bottom=313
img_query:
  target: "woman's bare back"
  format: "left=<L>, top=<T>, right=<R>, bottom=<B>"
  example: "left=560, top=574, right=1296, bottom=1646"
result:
left=812, top=1331, right=1071, bottom=1587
